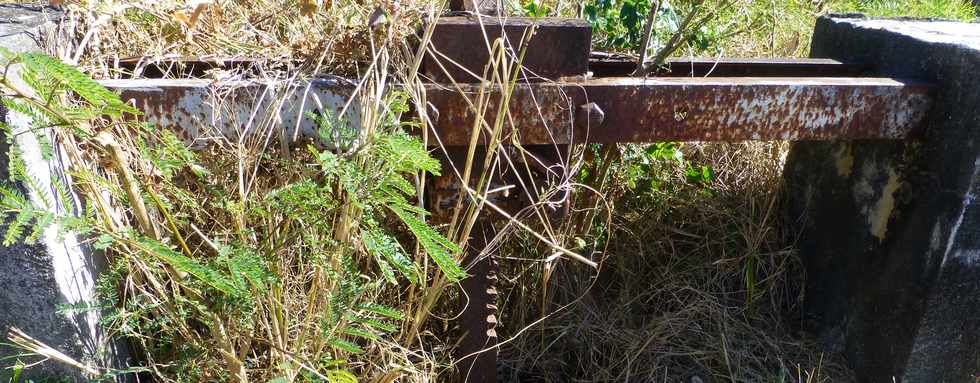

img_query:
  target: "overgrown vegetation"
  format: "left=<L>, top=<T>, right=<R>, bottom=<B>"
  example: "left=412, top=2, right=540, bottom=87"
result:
left=0, top=0, right=976, bottom=382
left=0, top=46, right=467, bottom=381
left=523, top=0, right=975, bottom=58
left=496, top=0, right=977, bottom=381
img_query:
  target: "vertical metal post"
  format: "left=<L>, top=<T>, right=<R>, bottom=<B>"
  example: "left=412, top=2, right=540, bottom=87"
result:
left=443, top=2, right=504, bottom=381
left=457, top=221, right=499, bottom=383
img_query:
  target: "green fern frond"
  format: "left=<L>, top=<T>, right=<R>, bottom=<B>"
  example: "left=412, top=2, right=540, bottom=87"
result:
left=372, top=254, right=397, bottom=285
left=361, top=227, right=417, bottom=283
left=1, top=98, right=46, bottom=127
left=374, top=133, right=441, bottom=175
left=36, top=133, right=53, bottom=160
left=226, top=247, right=274, bottom=292
left=382, top=172, right=415, bottom=196
left=328, top=338, right=364, bottom=354
left=326, top=369, right=359, bottom=383
left=0, top=184, right=30, bottom=211
left=136, top=237, right=240, bottom=297
left=357, top=318, right=398, bottom=333
left=355, top=303, right=403, bottom=321
left=92, top=233, right=113, bottom=250
left=19, top=53, right=138, bottom=116
left=340, top=327, right=379, bottom=341
left=24, top=173, right=52, bottom=211
left=389, top=205, right=465, bottom=282
left=55, top=300, right=107, bottom=316
left=50, top=174, right=73, bottom=214
left=25, top=211, right=54, bottom=243
left=3, top=209, right=33, bottom=245
left=61, top=105, right=99, bottom=122
left=7, top=146, right=28, bottom=183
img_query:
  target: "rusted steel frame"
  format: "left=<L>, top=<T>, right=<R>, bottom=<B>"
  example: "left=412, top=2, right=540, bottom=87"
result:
left=455, top=220, right=499, bottom=383
left=100, top=78, right=359, bottom=148
left=429, top=145, right=569, bottom=382
left=441, top=2, right=507, bottom=382
left=100, top=75, right=929, bottom=383
left=426, top=77, right=934, bottom=144
left=113, top=57, right=284, bottom=79
left=111, top=55, right=863, bottom=80
left=589, top=54, right=868, bottom=78
left=101, top=77, right=932, bottom=147
left=423, top=16, right=591, bottom=83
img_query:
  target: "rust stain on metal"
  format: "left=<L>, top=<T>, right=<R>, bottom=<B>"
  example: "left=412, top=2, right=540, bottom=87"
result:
left=425, top=77, right=934, bottom=145
left=589, top=54, right=868, bottom=78
left=455, top=221, right=499, bottom=383
left=102, top=76, right=934, bottom=148
left=102, top=78, right=357, bottom=149
left=101, top=70, right=933, bottom=383
left=423, top=16, right=591, bottom=83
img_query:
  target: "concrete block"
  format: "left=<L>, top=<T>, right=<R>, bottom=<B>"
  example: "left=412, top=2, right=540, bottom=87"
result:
left=0, top=4, right=128, bottom=381
left=786, top=15, right=980, bottom=382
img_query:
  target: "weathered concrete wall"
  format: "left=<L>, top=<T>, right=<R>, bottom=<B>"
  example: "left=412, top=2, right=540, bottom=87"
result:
left=0, top=4, right=127, bottom=381
left=786, top=15, right=980, bottom=382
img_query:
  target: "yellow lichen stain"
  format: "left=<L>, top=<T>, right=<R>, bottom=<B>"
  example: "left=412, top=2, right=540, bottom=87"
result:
left=869, top=169, right=901, bottom=241
left=835, top=144, right=854, bottom=177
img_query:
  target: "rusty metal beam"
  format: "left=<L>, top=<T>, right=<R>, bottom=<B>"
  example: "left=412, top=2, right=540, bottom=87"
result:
left=426, top=77, right=934, bottom=144
left=111, top=55, right=862, bottom=80
left=589, top=54, right=867, bottom=78
left=423, top=17, right=591, bottom=83
left=100, top=78, right=360, bottom=148
left=101, top=76, right=933, bottom=146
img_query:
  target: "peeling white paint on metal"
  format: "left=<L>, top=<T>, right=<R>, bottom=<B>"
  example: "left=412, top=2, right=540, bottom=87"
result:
left=103, top=79, right=360, bottom=149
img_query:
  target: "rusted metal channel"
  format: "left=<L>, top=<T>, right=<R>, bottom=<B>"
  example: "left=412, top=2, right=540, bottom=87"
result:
left=589, top=54, right=868, bottom=77
left=456, top=221, right=499, bottom=383
left=113, top=57, right=279, bottom=78
left=100, top=78, right=360, bottom=147
left=101, top=76, right=933, bottom=146
left=426, top=76, right=934, bottom=144
left=111, top=55, right=865, bottom=79
left=423, top=16, right=591, bottom=83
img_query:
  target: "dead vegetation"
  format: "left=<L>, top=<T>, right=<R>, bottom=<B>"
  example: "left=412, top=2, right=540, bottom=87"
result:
left=495, top=142, right=855, bottom=382
left=9, top=0, right=974, bottom=382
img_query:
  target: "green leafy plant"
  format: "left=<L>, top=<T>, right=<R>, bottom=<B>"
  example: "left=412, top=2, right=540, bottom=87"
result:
left=521, top=0, right=552, bottom=17
left=585, top=0, right=725, bottom=56
left=0, top=49, right=463, bottom=382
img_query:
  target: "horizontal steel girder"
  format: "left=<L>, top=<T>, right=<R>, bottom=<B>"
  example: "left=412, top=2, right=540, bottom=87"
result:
left=100, top=76, right=933, bottom=146
left=589, top=56, right=868, bottom=78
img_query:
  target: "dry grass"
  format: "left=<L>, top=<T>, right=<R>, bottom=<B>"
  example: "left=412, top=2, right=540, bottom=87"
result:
left=22, top=0, right=963, bottom=381
left=53, top=0, right=435, bottom=78
left=494, top=142, right=854, bottom=382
